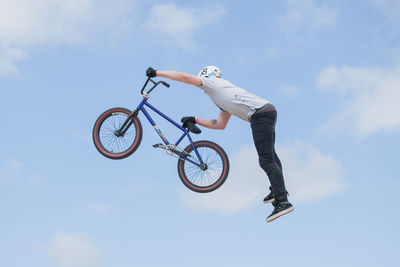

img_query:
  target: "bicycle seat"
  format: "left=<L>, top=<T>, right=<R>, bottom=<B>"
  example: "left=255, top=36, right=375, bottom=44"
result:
left=184, top=122, right=201, bottom=134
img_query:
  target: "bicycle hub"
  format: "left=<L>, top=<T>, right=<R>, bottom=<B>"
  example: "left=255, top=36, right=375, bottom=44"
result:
left=114, top=130, right=123, bottom=137
left=200, top=163, right=208, bottom=171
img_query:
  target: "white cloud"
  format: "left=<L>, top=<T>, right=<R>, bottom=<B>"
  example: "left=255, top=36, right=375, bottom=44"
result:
left=87, top=204, right=111, bottom=216
left=317, top=65, right=400, bottom=136
left=280, top=84, right=300, bottom=96
left=143, top=3, right=226, bottom=49
left=266, top=48, right=280, bottom=59
left=370, top=0, right=400, bottom=37
left=279, top=141, right=346, bottom=203
left=0, top=0, right=134, bottom=45
left=47, top=232, right=103, bottom=267
left=0, top=158, right=43, bottom=185
left=279, top=0, right=338, bottom=32
left=0, top=46, right=26, bottom=76
left=0, top=0, right=135, bottom=76
left=180, top=147, right=267, bottom=214
left=180, top=142, right=345, bottom=214
left=0, top=158, right=24, bottom=177
left=372, top=0, right=400, bottom=22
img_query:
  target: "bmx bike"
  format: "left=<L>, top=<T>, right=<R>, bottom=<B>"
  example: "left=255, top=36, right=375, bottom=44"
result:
left=92, top=75, right=230, bottom=193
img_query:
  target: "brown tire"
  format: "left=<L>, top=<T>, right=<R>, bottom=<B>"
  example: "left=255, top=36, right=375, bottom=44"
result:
left=93, top=107, right=142, bottom=159
left=177, top=140, right=229, bottom=193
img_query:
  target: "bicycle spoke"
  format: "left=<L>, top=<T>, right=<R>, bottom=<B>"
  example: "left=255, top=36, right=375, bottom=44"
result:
left=182, top=145, right=224, bottom=188
left=98, top=113, right=137, bottom=154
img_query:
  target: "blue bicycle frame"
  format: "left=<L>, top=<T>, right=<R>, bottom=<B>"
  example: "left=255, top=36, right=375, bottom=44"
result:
left=130, top=78, right=204, bottom=168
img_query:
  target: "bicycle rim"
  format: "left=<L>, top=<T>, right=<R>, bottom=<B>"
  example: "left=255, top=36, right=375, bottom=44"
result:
left=178, top=141, right=229, bottom=193
left=99, top=112, right=136, bottom=154
left=93, top=107, right=142, bottom=159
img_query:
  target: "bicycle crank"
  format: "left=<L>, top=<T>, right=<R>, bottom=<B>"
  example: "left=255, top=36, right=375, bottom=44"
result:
left=152, top=143, right=192, bottom=158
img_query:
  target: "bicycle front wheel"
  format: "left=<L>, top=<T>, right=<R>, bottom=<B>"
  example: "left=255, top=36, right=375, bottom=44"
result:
left=177, top=140, right=229, bottom=193
left=93, top=107, right=142, bottom=159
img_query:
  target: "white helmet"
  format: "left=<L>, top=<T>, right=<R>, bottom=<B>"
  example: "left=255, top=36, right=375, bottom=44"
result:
left=198, top=65, right=222, bottom=78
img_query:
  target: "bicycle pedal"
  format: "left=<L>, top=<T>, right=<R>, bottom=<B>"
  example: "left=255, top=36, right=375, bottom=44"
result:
left=153, top=143, right=166, bottom=149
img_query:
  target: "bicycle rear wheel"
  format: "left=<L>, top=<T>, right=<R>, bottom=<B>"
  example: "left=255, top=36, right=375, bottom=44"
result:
left=177, top=140, right=229, bottom=193
left=93, top=107, right=142, bottom=159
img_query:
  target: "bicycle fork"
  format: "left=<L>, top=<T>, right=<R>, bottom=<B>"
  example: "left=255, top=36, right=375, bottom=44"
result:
left=115, top=109, right=139, bottom=137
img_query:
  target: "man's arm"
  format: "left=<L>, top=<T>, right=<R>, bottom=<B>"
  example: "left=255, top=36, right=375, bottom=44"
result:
left=197, top=111, right=231, bottom=130
left=156, top=70, right=202, bottom=86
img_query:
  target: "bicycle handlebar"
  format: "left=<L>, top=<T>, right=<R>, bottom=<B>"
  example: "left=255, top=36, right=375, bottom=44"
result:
left=160, top=81, right=170, bottom=88
left=140, top=77, right=170, bottom=97
left=139, top=76, right=201, bottom=134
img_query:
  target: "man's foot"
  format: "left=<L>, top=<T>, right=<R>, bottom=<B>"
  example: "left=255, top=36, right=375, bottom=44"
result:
left=266, top=201, right=294, bottom=223
left=263, top=190, right=289, bottom=204
left=263, top=191, right=275, bottom=204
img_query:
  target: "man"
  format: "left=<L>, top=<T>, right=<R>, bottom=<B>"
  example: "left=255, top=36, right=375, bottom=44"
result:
left=146, top=66, right=294, bottom=222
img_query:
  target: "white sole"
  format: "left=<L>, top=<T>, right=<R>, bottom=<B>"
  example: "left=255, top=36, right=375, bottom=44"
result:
left=263, top=198, right=274, bottom=204
left=263, top=193, right=289, bottom=204
left=266, top=206, right=294, bottom=223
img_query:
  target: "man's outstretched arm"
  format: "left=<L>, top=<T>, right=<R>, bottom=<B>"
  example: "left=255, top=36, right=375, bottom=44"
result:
left=156, top=70, right=202, bottom=86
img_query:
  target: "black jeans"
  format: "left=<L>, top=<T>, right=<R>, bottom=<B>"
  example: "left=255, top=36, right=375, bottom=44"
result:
left=250, top=110, right=288, bottom=203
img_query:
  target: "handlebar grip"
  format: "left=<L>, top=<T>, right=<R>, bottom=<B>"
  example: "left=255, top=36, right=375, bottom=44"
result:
left=161, top=81, right=170, bottom=88
left=186, top=122, right=201, bottom=134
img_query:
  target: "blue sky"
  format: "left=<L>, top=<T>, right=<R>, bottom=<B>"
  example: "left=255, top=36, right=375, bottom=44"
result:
left=1, top=0, right=400, bottom=266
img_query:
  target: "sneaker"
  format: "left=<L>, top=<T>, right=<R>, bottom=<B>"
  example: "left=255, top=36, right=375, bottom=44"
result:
left=263, top=191, right=275, bottom=204
left=266, top=201, right=294, bottom=223
left=263, top=190, right=289, bottom=204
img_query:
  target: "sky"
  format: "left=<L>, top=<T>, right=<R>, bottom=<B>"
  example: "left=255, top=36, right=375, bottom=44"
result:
left=1, top=0, right=400, bottom=266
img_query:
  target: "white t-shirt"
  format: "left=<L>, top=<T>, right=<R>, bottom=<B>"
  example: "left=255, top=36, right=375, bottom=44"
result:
left=197, top=77, right=270, bottom=122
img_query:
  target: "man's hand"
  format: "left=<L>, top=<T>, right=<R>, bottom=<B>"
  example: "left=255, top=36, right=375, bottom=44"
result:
left=146, top=67, right=157, bottom=78
left=181, top=116, right=201, bottom=134
left=181, top=116, right=196, bottom=128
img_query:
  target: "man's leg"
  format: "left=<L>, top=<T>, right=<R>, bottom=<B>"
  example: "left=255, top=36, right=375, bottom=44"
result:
left=250, top=111, right=287, bottom=203
left=251, top=111, right=294, bottom=222
left=274, top=130, right=283, bottom=172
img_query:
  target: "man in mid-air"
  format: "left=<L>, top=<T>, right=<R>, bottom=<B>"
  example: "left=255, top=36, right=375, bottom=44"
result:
left=146, top=66, right=294, bottom=222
